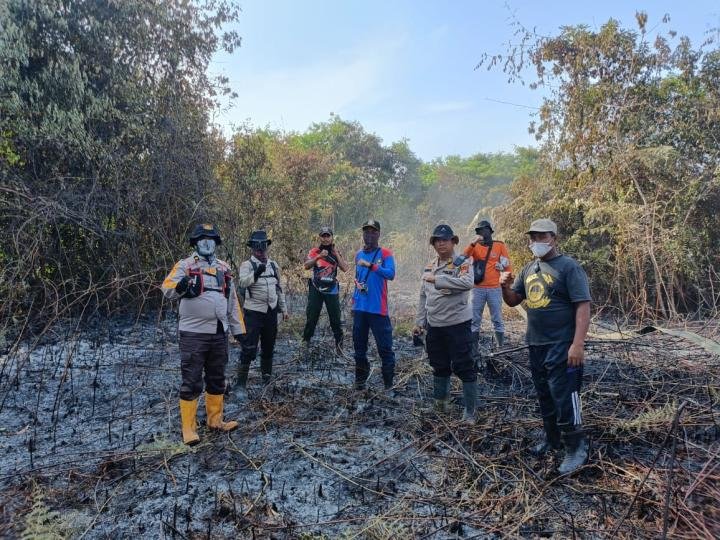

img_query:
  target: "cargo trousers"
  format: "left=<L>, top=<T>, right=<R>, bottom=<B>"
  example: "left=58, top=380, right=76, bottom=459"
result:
left=179, top=322, right=228, bottom=400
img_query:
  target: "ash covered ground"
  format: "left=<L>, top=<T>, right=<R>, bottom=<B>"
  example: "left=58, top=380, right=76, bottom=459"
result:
left=0, top=309, right=719, bottom=539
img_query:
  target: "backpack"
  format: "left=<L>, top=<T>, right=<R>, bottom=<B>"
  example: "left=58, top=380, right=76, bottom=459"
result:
left=238, top=260, right=281, bottom=307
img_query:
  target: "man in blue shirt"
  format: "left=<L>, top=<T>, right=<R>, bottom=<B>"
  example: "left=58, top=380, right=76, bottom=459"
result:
left=352, top=219, right=396, bottom=392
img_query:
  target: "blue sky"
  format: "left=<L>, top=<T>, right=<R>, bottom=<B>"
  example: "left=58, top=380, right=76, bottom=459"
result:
left=210, top=1, right=719, bottom=161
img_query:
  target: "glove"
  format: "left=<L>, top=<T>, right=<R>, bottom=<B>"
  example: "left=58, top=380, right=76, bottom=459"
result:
left=233, top=334, right=244, bottom=343
left=175, top=276, right=190, bottom=295
left=253, top=263, right=266, bottom=281
left=175, top=275, right=200, bottom=298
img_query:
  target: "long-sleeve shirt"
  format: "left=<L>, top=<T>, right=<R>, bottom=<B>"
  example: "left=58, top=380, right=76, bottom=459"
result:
left=352, top=247, right=395, bottom=316
left=462, top=241, right=512, bottom=288
left=162, top=253, right=246, bottom=335
left=416, top=253, right=474, bottom=328
left=237, top=255, right=288, bottom=314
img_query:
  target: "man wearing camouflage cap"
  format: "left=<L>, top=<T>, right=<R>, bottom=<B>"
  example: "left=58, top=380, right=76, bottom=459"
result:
left=500, top=218, right=591, bottom=474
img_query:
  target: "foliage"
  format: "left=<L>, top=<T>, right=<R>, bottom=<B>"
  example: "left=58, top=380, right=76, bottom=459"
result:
left=0, top=0, right=240, bottom=330
left=21, top=482, right=65, bottom=540
left=481, top=13, right=720, bottom=318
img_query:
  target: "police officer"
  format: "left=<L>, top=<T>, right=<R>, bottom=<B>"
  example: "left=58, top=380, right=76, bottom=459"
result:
left=162, top=223, right=246, bottom=445
left=236, top=230, right=289, bottom=398
left=413, top=224, right=477, bottom=423
left=500, top=219, right=591, bottom=474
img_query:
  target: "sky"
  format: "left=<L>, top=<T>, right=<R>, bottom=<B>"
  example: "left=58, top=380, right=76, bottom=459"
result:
left=210, top=0, right=719, bottom=162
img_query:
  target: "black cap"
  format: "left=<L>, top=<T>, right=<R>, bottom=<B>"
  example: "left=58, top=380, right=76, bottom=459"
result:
left=188, top=223, right=222, bottom=246
left=361, top=219, right=381, bottom=231
left=475, top=218, right=495, bottom=234
left=246, top=229, right=272, bottom=248
left=319, top=226, right=333, bottom=235
left=430, top=223, right=459, bottom=244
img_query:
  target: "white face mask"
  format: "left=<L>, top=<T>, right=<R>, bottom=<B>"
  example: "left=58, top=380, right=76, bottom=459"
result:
left=529, top=241, right=552, bottom=258
left=196, top=238, right=216, bottom=257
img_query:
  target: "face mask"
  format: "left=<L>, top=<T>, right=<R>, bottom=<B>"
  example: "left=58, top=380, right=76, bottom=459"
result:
left=529, top=241, right=552, bottom=258
left=252, top=245, right=268, bottom=263
left=363, top=230, right=380, bottom=249
left=196, top=238, right=216, bottom=257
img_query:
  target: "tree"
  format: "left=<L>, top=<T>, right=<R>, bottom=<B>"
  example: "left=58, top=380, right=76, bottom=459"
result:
left=480, top=14, right=720, bottom=318
left=0, top=0, right=240, bottom=329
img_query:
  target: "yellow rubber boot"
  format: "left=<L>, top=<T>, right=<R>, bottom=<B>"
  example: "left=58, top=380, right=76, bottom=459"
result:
left=205, top=393, right=239, bottom=431
left=179, top=399, right=200, bottom=445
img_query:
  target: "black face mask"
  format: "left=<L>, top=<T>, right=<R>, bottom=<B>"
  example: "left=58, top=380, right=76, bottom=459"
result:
left=319, top=243, right=334, bottom=251
left=476, top=228, right=493, bottom=243
left=363, top=230, right=380, bottom=249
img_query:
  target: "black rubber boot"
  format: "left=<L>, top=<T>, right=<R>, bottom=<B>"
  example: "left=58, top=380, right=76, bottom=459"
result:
left=432, top=376, right=450, bottom=411
left=461, top=381, right=477, bottom=424
left=355, top=364, right=369, bottom=390
left=558, top=429, right=588, bottom=474
left=531, top=416, right=562, bottom=456
left=494, top=331, right=505, bottom=348
left=236, top=362, right=250, bottom=401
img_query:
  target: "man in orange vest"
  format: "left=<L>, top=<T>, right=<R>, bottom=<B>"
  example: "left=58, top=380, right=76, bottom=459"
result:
left=463, top=218, right=512, bottom=359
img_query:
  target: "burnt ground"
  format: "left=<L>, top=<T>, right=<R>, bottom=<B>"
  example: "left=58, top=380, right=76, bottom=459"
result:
left=0, top=308, right=718, bottom=539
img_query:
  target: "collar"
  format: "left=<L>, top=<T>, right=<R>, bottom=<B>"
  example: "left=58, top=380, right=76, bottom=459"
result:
left=189, top=251, right=215, bottom=266
left=435, top=251, right=457, bottom=269
left=250, top=255, right=270, bottom=265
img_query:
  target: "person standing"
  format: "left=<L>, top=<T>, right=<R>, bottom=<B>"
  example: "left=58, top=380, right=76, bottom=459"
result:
left=463, top=218, right=512, bottom=355
left=413, top=224, right=477, bottom=423
left=236, top=230, right=289, bottom=398
left=352, top=219, right=396, bottom=392
left=500, top=218, right=591, bottom=474
left=162, top=223, right=246, bottom=445
left=302, top=226, right=349, bottom=354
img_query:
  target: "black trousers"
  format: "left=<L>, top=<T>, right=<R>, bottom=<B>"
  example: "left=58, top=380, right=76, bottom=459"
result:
left=425, top=319, right=476, bottom=383
left=529, top=342, right=583, bottom=432
left=302, top=280, right=343, bottom=343
left=240, top=307, right=278, bottom=375
left=179, top=326, right=228, bottom=400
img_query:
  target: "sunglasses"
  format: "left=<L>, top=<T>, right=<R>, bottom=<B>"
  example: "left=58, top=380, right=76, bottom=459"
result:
left=319, top=233, right=332, bottom=238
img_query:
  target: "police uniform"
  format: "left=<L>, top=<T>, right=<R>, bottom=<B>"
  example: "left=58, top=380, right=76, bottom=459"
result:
left=235, top=230, right=288, bottom=391
left=161, top=223, right=245, bottom=444
left=415, top=224, right=478, bottom=422
left=416, top=253, right=475, bottom=382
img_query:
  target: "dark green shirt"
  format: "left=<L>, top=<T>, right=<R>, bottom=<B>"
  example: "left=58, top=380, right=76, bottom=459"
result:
left=511, top=254, right=591, bottom=345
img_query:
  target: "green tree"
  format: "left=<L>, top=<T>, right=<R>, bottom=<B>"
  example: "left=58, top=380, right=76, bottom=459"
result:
left=0, top=0, right=240, bottom=328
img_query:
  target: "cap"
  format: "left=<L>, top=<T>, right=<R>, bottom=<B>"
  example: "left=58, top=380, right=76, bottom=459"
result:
left=361, top=219, right=381, bottom=231
left=475, top=218, right=495, bottom=233
left=246, top=229, right=272, bottom=248
left=188, top=223, right=222, bottom=245
left=319, top=226, right=333, bottom=236
left=430, top=223, right=459, bottom=244
left=527, top=218, right=558, bottom=235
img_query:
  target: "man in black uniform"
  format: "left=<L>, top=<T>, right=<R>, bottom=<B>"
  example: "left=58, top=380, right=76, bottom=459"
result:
left=500, top=218, right=591, bottom=474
